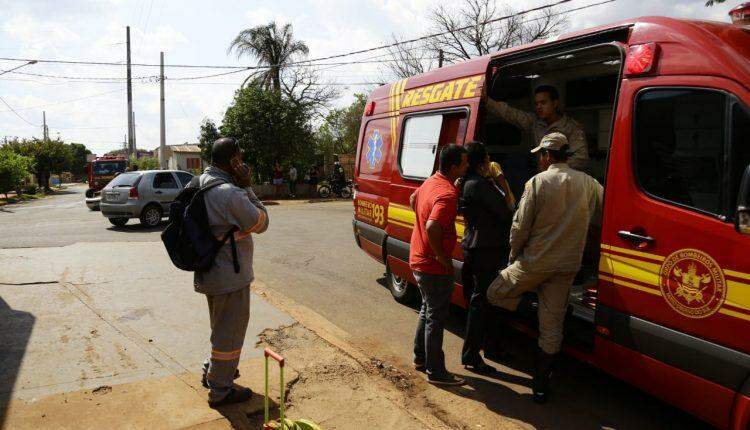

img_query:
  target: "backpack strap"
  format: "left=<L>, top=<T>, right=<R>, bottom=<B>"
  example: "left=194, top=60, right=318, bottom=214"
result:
left=199, top=179, right=241, bottom=274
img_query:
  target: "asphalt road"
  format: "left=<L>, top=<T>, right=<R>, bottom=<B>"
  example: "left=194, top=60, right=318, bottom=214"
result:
left=0, top=184, right=710, bottom=429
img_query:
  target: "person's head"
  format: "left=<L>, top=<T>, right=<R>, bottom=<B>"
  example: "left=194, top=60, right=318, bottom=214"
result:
left=211, top=137, right=242, bottom=171
left=464, top=141, right=490, bottom=177
left=534, top=85, right=560, bottom=123
left=531, top=132, right=569, bottom=171
left=439, top=144, right=469, bottom=181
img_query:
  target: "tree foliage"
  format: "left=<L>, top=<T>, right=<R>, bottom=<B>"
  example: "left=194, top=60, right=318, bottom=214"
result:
left=68, top=143, right=92, bottom=180
left=383, top=0, right=567, bottom=79
left=5, top=138, right=73, bottom=190
left=228, top=22, right=309, bottom=93
left=220, top=83, right=315, bottom=182
left=228, top=21, right=338, bottom=112
left=198, top=118, right=221, bottom=163
left=0, top=148, right=33, bottom=197
left=315, top=94, right=367, bottom=162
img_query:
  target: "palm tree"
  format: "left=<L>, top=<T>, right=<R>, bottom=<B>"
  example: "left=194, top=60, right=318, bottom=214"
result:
left=228, top=22, right=309, bottom=92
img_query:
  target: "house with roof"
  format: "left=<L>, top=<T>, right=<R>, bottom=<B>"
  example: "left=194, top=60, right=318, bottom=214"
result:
left=153, top=144, right=205, bottom=173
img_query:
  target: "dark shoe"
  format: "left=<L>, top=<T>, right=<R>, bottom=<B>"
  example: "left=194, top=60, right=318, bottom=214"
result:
left=428, top=372, right=466, bottom=386
left=532, top=348, right=556, bottom=404
left=413, top=361, right=426, bottom=372
left=464, top=362, right=497, bottom=375
left=208, top=386, right=253, bottom=407
left=202, top=368, right=241, bottom=389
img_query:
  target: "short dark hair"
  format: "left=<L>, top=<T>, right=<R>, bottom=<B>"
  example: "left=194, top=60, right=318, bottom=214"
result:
left=535, top=85, right=559, bottom=101
left=464, top=141, right=487, bottom=175
left=439, top=144, right=467, bottom=174
left=211, top=137, right=240, bottom=167
left=541, top=144, right=570, bottom=161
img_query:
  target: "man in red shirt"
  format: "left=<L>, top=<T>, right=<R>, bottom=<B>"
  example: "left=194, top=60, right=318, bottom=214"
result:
left=410, top=144, right=468, bottom=385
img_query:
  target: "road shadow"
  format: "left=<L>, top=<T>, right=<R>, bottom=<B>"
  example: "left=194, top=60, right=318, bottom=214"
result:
left=106, top=222, right=167, bottom=233
left=0, top=296, right=35, bottom=428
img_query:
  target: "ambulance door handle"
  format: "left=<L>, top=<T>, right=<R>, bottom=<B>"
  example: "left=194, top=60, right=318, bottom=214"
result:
left=617, top=230, right=654, bottom=248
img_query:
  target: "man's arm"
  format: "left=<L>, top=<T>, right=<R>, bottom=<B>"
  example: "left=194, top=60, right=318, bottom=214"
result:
left=426, top=220, right=451, bottom=273
left=486, top=100, right=535, bottom=131
left=227, top=187, right=269, bottom=234
left=427, top=195, right=457, bottom=273
left=508, top=179, right=537, bottom=262
left=566, top=125, right=590, bottom=171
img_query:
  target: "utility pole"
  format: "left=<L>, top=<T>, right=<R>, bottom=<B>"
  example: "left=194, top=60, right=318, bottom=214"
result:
left=438, top=50, right=444, bottom=68
left=132, top=111, right=137, bottom=155
left=126, top=26, right=134, bottom=159
left=42, top=111, right=49, bottom=141
left=159, top=51, right=166, bottom=170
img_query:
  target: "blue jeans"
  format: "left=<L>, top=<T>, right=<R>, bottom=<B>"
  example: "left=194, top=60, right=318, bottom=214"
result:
left=413, top=271, right=454, bottom=377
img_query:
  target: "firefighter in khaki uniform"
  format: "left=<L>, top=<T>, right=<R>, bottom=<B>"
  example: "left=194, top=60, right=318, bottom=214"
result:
left=486, top=85, right=589, bottom=172
left=487, top=132, right=602, bottom=404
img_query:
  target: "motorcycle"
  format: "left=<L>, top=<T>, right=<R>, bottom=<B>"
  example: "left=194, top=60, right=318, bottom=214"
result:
left=317, top=178, right=352, bottom=199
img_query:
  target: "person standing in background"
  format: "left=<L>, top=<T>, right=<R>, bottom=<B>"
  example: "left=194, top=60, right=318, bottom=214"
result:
left=288, top=165, right=298, bottom=198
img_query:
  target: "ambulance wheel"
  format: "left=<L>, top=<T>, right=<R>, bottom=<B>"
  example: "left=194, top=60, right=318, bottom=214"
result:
left=388, top=267, right=419, bottom=305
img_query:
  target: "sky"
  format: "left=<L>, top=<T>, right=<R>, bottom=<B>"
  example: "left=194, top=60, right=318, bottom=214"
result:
left=0, top=0, right=740, bottom=155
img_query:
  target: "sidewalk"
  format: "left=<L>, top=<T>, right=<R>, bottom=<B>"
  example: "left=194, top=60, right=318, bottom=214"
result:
left=0, top=242, right=427, bottom=429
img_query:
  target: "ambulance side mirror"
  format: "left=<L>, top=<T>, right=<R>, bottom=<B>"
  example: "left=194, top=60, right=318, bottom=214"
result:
left=736, top=165, right=750, bottom=235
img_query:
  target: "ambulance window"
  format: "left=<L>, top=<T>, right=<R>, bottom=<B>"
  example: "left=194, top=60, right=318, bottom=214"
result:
left=399, top=112, right=467, bottom=179
left=634, top=89, right=726, bottom=216
left=730, top=103, right=750, bottom=210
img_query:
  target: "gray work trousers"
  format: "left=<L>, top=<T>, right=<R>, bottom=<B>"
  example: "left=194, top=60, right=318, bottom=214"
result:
left=203, top=286, right=250, bottom=402
left=413, top=271, right=454, bottom=377
left=487, top=262, right=576, bottom=354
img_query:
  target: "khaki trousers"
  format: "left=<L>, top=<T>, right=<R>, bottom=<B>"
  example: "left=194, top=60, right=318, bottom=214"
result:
left=487, top=262, right=576, bottom=354
left=204, top=286, right=250, bottom=402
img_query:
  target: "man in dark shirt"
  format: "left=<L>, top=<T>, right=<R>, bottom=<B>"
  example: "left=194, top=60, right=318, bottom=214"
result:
left=409, top=144, right=468, bottom=386
left=460, top=142, right=513, bottom=373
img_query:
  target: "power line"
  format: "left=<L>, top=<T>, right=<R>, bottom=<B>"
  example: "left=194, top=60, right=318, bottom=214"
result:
left=0, top=89, right=124, bottom=114
left=0, top=0, right=609, bottom=72
left=0, top=96, right=39, bottom=127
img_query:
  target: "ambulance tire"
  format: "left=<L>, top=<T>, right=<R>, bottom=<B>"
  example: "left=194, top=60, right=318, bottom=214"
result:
left=387, top=267, right=419, bottom=305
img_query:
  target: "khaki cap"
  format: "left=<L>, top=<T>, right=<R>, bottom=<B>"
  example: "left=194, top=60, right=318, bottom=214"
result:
left=530, top=132, right=568, bottom=153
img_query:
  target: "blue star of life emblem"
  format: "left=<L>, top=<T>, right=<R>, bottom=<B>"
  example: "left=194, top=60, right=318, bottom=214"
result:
left=365, top=129, right=383, bottom=169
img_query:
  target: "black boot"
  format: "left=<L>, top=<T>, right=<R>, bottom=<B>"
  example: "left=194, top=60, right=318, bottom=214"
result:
left=532, top=348, right=556, bottom=404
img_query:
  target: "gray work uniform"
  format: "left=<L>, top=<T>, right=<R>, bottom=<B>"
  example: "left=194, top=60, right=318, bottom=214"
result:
left=487, top=100, right=590, bottom=171
left=487, top=163, right=602, bottom=354
left=194, top=166, right=269, bottom=402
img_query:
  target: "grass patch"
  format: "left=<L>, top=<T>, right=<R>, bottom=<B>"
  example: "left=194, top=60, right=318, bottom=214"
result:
left=0, top=193, right=46, bottom=205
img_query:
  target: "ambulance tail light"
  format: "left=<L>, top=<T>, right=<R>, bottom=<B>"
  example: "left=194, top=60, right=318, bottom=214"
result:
left=364, top=101, right=375, bottom=116
left=625, top=43, right=659, bottom=76
left=730, top=3, right=750, bottom=27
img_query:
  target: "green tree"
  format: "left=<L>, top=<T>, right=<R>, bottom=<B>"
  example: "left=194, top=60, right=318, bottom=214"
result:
left=220, top=83, right=314, bottom=182
left=67, top=143, right=92, bottom=180
left=0, top=148, right=33, bottom=197
left=198, top=118, right=221, bottom=163
left=6, top=138, right=72, bottom=191
left=137, top=156, right=160, bottom=170
left=315, top=93, right=367, bottom=163
left=228, top=22, right=309, bottom=92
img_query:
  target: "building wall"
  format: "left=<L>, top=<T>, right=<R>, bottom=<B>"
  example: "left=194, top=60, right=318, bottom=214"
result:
left=173, top=152, right=204, bottom=174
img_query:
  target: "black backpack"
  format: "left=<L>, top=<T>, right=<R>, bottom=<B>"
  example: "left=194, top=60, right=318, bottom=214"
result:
left=161, top=179, right=240, bottom=273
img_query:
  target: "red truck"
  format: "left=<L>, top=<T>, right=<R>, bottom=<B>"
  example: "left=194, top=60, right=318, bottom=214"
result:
left=353, top=11, right=750, bottom=429
left=84, top=155, right=127, bottom=203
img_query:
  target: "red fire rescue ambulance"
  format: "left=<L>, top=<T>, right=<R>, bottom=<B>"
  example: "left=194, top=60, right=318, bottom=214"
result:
left=353, top=13, right=750, bottom=429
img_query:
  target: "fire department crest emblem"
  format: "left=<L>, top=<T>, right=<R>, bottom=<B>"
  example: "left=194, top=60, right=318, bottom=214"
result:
left=365, top=130, right=383, bottom=169
left=659, top=248, right=726, bottom=319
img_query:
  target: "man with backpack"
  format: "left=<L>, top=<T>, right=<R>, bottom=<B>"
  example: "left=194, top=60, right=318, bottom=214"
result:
left=194, top=137, right=269, bottom=407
